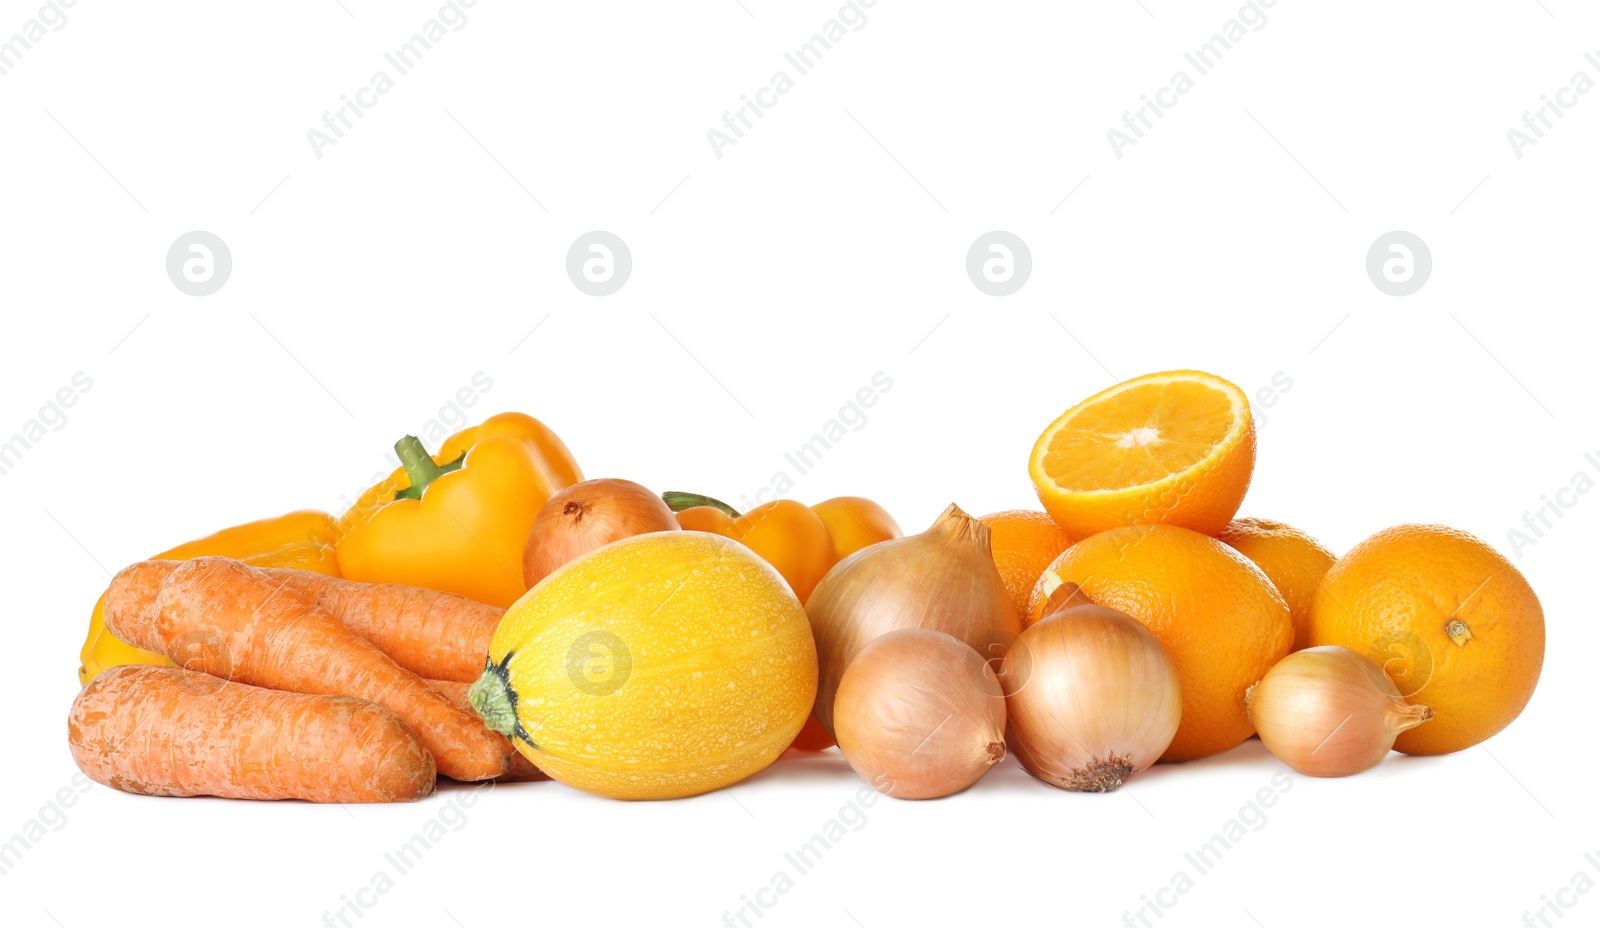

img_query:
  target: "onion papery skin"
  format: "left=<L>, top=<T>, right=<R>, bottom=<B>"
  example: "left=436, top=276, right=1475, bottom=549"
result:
left=833, top=629, right=1007, bottom=800
left=522, top=478, right=679, bottom=586
left=1001, top=603, right=1181, bottom=792
left=1246, top=646, right=1434, bottom=777
left=806, top=503, right=1021, bottom=735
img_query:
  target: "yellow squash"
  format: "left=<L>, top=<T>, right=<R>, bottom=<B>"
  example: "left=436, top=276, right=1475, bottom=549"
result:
left=469, top=531, right=816, bottom=800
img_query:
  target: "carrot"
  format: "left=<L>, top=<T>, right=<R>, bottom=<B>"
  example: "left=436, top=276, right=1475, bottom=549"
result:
left=268, top=571, right=500, bottom=683
left=68, top=665, right=435, bottom=803
left=425, top=679, right=547, bottom=782
left=104, top=557, right=510, bottom=781
left=109, top=561, right=499, bottom=683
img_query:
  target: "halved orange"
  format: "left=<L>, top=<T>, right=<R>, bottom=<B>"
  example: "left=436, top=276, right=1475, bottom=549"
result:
left=1028, top=370, right=1255, bottom=538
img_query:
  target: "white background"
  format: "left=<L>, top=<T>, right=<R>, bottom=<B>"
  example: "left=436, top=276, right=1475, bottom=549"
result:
left=2, top=1, right=1595, bottom=926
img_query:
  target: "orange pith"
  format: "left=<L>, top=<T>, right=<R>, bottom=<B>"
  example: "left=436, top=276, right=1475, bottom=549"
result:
left=1029, top=370, right=1255, bottom=539
left=1043, top=382, right=1235, bottom=490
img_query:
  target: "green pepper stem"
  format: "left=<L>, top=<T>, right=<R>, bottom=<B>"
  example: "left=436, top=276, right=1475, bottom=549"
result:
left=661, top=491, right=741, bottom=518
left=393, top=435, right=465, bottom=501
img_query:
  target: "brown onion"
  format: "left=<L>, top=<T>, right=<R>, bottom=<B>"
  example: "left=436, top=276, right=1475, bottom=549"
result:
left=834, top=629, right=1006, bottom=799
left=521, top=478, right=679, bottom=586
left=806, top=503, right=1020, bottom=734
left=1001, top=601, right=1181, bottom=792
left=1246, top=646, right=1434, bottom=777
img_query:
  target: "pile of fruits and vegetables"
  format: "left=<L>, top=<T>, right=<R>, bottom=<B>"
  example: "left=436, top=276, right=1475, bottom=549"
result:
left=69, top=372, right=1546, bottom=803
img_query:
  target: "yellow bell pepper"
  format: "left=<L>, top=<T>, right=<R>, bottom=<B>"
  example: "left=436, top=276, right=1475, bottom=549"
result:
left=76, top=509, right=340, bottom=685
left=336, top=413, right=582, bottom=608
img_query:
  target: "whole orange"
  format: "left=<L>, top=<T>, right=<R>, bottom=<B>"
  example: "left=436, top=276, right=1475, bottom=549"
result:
left=1035, top=524, right=1292, bottom=762
left=1308, top=525, right=1544, bottom=756
left=980, top=510, right=1076, bottom=626
left=1218, top=517, right=1337, bottom=652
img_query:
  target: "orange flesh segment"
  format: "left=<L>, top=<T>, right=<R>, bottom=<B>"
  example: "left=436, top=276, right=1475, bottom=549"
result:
left=1042, top=381, right=1236, bottom=492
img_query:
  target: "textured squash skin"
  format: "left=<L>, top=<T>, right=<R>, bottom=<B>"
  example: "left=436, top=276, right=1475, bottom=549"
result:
left=487, top=531, right=818, bottom=800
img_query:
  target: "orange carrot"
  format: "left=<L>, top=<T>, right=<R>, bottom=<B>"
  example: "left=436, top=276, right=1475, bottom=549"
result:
left=105, top=557, right=510, bottom=781
left=425, top=679, right=547, bottom=782
left=268, top=571, right=500, bottom=683
left=109, top=561, right=499, bottom=683
left=68, top=665, right=435, bottom=803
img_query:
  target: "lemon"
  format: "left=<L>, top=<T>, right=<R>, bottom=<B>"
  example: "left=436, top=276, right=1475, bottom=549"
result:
left=470, top=531, right=817, bottom=799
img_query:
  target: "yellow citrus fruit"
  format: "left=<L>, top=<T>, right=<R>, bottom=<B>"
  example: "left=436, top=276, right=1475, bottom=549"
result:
left=980, top=510, right=1076, bottom=626
left=1028, top=370, right=1256, bottom=539
left=472, top=531, right=817, bottom=799
left=1307, top=524, right=1544, bottom=756
left=1033, top=524, right=1292, bottom=762
left=1218, top=517, right=1337, bottom=652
